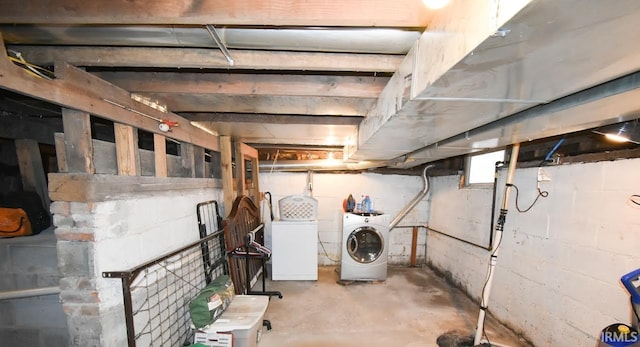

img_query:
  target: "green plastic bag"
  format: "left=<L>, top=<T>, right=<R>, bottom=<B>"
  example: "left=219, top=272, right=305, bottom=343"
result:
left=189, top=275, right=235, bottom=329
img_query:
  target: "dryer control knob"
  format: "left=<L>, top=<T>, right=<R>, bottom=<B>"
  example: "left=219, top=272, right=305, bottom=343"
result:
left=364, top=218, right=369, bottom=223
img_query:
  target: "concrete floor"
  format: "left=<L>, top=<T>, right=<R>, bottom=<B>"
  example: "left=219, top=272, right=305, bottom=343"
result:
left=259, top=266, right=533, bottom=347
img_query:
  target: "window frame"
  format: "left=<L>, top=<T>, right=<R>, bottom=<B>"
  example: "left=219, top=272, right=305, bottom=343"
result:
left=463, top=149, right=506, bottom=188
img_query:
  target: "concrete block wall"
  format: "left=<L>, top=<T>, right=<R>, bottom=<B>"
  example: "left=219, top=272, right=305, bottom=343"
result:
left=426, top=158, right=640, bottom=346
left=259, top=172, right=428, bottom=266
left=0, top=229, right=69, bottom=346
left=52, top=185, right=222, bottom=346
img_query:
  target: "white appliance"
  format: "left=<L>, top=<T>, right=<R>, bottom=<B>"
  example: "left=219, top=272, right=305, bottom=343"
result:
left=270, top=195, right=319, bottom=281
left=271, top=220, right=318, bottom=280
left=341, top=212, right=391, bottom=281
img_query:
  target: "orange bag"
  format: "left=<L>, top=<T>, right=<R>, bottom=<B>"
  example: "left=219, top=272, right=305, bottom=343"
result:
left=0, top=207, right=33, bottom=237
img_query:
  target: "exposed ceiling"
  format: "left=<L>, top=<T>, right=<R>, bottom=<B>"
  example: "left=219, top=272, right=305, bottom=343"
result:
left=1, top=0, right=640, bottom=171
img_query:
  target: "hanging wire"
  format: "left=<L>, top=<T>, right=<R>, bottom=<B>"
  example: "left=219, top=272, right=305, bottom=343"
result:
left=506, top=183, right=549, bottom=213
left=7, top=50, right=54, bottom=80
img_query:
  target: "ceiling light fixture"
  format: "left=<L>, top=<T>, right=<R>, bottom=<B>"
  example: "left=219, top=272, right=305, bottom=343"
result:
left=422, top=0, right=450, bottom=9
left=593, top=120, right=640, bottom=144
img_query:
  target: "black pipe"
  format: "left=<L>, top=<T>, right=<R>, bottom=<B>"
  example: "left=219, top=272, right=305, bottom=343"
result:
left=394, top=224, right=490, bottom=251
left=427, top=226, right=491, bottom=250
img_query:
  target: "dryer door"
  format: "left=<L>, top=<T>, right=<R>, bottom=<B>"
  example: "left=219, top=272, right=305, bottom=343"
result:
left=346, top=226, right=383, bottom=264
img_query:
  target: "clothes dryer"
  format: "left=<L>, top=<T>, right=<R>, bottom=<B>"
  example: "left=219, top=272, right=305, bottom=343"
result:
left=340, top=212, right=391, bottom=281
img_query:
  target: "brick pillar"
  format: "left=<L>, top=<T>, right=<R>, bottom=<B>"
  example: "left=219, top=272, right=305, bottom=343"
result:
left=52, top=201, right=125, bottom=346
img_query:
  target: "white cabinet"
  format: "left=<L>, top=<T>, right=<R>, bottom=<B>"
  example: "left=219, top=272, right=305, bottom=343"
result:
left=271, top=220, right=318, bottom=280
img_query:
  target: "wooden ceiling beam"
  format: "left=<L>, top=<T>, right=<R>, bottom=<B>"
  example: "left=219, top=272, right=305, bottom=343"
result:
left=150, top=93, right=374, bottom=116
left=94, top=72, right=388, bottom=99
left=0, top=0, right=429, bottom=27
left=10, top=46, right=404, bottom=73
left=182, top=113, right=363, bottom=125
left=0, top=35, right=219, bottom=151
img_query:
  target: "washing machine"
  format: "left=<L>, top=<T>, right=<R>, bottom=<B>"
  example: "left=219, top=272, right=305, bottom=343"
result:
left=340, top=212, right=391, bottom=281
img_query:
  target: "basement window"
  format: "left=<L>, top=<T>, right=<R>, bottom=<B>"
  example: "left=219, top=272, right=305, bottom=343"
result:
left=464, top=149, right=505, bottom=186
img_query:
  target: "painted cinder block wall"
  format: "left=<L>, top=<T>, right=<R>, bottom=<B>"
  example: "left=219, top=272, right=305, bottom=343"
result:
left=53, top=184, right=222, bottom=346
left=426, top=158, right=640, bottom=346
left=259, top=172, right=429, bottom=266
left=0, top=231, right=68, bottom=346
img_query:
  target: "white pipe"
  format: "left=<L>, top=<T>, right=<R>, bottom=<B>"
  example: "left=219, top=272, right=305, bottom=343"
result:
left=474, top=143, right=520, bottom=345
left=389, top=164, right=434, bottom=230
left=0, top=286, right=61, bottom=300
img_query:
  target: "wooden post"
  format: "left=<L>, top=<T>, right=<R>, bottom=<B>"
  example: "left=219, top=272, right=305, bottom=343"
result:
left=15, top=138, right=51, bottom=214
left=114, top=123, right=140, bottom=176
left=53, top=133, right=68, bottom=173
left=234, top=143, right=245, bottom=199
left=153, top=133, right=167, bottom=177
left=220, top=136, right=234, bottom=216
left=194, top=145, right=205, bottom=178
left=410, top=226, right=419, bottom=267
left=180, top=142, right=195, bottom=178
left=234, top=142, right=260, bottom=206
left=61, top=108, right=94, bottom=174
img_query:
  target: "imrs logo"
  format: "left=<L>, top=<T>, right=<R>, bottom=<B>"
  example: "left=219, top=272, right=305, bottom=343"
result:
left=600, top=324, right=640, bottom=347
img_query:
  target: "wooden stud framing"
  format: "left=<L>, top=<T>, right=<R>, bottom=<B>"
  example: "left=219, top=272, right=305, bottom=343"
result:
left=0, top=36, right=219, bottom=153
left=114, top=123, right=140, bottom=176
left=194, top=146, right=206, bottom=178
left=61, top=108, right=95, bottom=174
left=220, top=136, right=235, bottom=216
left=153, top=133, right=168, bottom=178
left=15, top=138, right=51, bottom=214
left=53, top=133, right=68, bottom=173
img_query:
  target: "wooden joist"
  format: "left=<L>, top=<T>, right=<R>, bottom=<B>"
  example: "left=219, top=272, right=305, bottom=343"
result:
left=0, top=0, right=429, bottom=27
left=10, top=46, right=404, bottom=73
left=48, top=173, right=221, bottom=202
left=0, top=34, right=220, bottom=153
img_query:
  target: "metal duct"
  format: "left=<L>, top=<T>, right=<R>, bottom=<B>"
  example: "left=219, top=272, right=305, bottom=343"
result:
left=0, top=25, right=421, bottom=55
left=388, top=164, right=434, bottom=230
left=258, top=160, right=385, bottom=172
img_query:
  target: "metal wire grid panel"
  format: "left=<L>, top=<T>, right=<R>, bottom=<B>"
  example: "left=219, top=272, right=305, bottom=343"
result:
left=103, top=201, right=227, bottom=347
left=197, top=200, right=223, bottom=238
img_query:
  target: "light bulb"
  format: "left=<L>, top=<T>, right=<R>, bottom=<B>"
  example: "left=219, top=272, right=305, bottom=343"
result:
left=604, top=133, right=630, bottom=143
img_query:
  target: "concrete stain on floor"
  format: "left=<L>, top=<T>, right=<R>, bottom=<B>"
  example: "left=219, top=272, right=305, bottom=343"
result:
left=258, top=266, right=532, bottom=347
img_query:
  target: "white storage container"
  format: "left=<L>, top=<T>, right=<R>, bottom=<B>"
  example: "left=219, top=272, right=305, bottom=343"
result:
left=278, top=195, right=318, bottom=221
left=194, top=295, right=270, bottom=347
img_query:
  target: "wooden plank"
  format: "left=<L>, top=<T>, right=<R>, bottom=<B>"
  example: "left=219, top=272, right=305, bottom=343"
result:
left=53, top=133, right=68, bottom=173
left=14, top=138, right=51, bottom=214
left=194, top=146, right=205, bottom=179
left=95, top=72, right=389, bottom=98
left=153, top=133, right=168, bottom=178
left=61, top=108, right=95, bottom=174
left=48, top=173, right=221, bottom=202
left=147, top=93, right=374, bottom=116
left=234, top=142, right=246, bottom=199
left=220, top=136, right=235, bottom=216
left=236, top=142, right=261, bottom=207
left=11, top=46, right=404, bottom=73
left=0, top=37, right=219, bottom=152
left=410, top=226, right=419, bottom=267
left=238, top=142, right=258, bottom=159
left=182, top=113, right=363, bottom=125
left=180, top=143, right=195, bottom=178
left=0, top=0, right=429, bottom=27
left=114, top=123, right=139, bottom=176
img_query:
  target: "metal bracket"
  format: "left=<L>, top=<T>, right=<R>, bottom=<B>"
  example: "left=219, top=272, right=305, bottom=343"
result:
left=206, top=24, right=235, bottom=66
